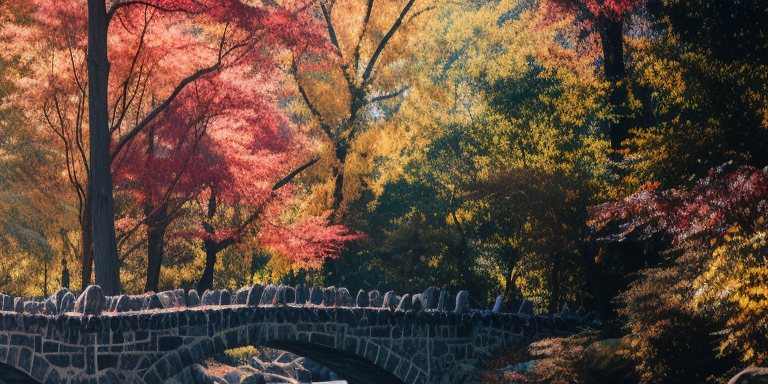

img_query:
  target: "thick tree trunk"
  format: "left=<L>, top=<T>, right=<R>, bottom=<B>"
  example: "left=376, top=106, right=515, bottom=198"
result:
left=88, top=0, right=122, bottom=295
left=196, top=239, right=219, bottom=293
left=144, top=203, right=168, bottom=293
left=598, top=15, right=630, bottom=153
left=79, top=211, right=94, bottom=290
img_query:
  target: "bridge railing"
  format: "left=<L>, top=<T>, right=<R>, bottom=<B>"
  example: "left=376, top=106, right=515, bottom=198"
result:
left=0, top=285, right=601, bottom=329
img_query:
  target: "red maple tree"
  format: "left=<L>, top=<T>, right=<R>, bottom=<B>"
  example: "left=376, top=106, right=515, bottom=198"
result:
left=6, top=0, right=336, bottom=293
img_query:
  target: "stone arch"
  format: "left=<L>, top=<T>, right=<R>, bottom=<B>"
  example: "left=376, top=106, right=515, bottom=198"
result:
left=0, top=361, right=42, bottom=384
left=136, top=307, right=417, bottom=384
left=265, top=341, right=407, bottom=384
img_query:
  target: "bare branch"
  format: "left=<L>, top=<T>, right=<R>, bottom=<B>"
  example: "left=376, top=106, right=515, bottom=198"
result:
left=361, top=0, right=415, bottom=82
left=107, top=1, right=200, bottom=23
left=571, top=0, right=597, bottom=22
left=407, top=5, right=435, bottom=23
left=352, top=0, right=374, bottom=68
left=292, top=59, right=335, bottom=141
left=272, top=156, right=320, bottom=191
left=110, top=61, right=225, bottom=161
left=366, top=85, right=410, bottom=104
left=320, top=2, right=343, bottom=58
left=226, top=156, right=322, bottom=242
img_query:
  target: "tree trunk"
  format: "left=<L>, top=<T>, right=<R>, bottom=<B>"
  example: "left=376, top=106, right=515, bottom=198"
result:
left=549, top=252, right=562, bottom=315
left=88, top=0, right=122, bottom=295
left=580, top=241, right=610, bottom=318
left=79, top=206, right=94, bottom=290
left=196, top=239, right=219, bottom=293
left=598, top=15, right=630, bottom=153
left=329, top=144, right=348, bottom=223
left=144, top=203, right=168, bottom=293
left=502, top=246, right=519, bottom=302
left=197, top=189, right=221, bottom=293
left=43, top=262, right=48, bottom=298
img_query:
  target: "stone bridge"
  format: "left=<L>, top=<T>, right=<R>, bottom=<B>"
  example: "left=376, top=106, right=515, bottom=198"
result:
left=0, top=285, right=596, bottom=384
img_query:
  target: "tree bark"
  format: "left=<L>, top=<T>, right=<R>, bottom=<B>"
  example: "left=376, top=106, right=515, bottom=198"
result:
left=329, top=143, right=349, bottom=223
left=196, top=238, right=220, bottom=293
left=79, top=207, right=94, bottom=290
left=580, top=241, right=610, bottom=318
left=549, top=252, right=563, bottom=315
left=502, top=246, right=519, bottom=302
left=144, top=203, right=168, bottom=293
left=88, top=0, right=122, bottom=295
left=598, top=15, right=630, bottom=153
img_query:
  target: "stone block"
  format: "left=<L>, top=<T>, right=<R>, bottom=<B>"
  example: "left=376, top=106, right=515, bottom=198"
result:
left=202, top=290, right=220, bottom=306
left=75, top=285, right=105, bottom=316
left=411, top=294, right=422, bottom=312
left=13, top=297, right=24, bottom=313
left=323, top=287, right=337, bottom=307
left=284, top=286, right=296, bottom=304
left=295, top=284, right=306, bottom=305
left=438, top=291, right=450, bottom=311
left=369, top=290, right=382, bottom=307
left=261, top=285, right=276, bottom=305
left=148, top=294, right=162, bottom=310
left=310, top=287, right=323, bottom=305
left=356, top=290, right=368, bottom=307
left=24, top=300, right=39, bottom=315
left=492, top=295, right=504, bottom=314
left=53, top=289, right=72, bottom=312
left=220, top=289, right=231, bottom=306
left=115, top=295, right=130, bottom=312
left=2, top=294, right=12, bottom=312
left=454, top=291, right=469, bottom=314
left=397, top=294, right=411, bottom=311
left=275, top=286, right=286, bottom=305
left=234, top=286, right=250, bottom=305
left=157, top=291, right=177, bottom=308
left=338, top=288, right=351, bottom=307
left=383, top=291, right=397, bottom=309
left=187, top=290, right=201, bottom=307
left=423, top=287, right=439, bottom=309
left=44, top=298, right=57, bottom=315
left=246, top=285, right=263, bottom=307
left=174, top=289, right=186, bottom=307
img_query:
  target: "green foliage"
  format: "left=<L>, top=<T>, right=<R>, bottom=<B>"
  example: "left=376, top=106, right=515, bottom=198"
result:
left=626, top=0, right=768, bottom=187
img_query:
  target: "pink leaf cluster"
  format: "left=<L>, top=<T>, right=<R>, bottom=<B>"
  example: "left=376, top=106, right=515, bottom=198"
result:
left=591, top=163, right=768, bottom=247
left=7, top=0, right=352, bottom=265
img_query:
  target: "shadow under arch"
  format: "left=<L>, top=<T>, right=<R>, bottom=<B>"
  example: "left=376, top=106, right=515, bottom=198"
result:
left=264, top=341, right=408, bottom=384
left=0, top=362, right=42, bottom=384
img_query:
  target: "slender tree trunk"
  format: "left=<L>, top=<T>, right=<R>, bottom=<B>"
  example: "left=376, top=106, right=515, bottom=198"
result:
left=549, top=252, right=562, bottom=315
left=197, top=189, right=221, bottom=293
left=196, top=239, right=219, bottom=293
left=88, top=0, right=122, bottom=295
left=329, top=144, right=348, bottom=222
left=598, top=15, right=630, bottom=153
left=144, top=203, right=168, bottom=293
left=43, top=262, right=48, bottom=298
left=502, top=246, right=518, bottom=302
left=79, top=206, right=94, bottom=290
left=580, top=241, right=610, bottom=318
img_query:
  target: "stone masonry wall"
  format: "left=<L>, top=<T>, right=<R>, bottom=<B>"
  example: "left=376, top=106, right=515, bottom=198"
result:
left=0, top=285, right=599, bottom=384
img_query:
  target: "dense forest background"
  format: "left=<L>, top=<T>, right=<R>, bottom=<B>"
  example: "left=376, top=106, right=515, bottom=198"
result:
left=1, top=0, right=767, bottom=382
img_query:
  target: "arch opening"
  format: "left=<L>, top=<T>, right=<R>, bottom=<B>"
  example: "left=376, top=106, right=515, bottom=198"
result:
left=0, top=362, right=42, bottom=384
left=264, top=341, right=408, bottom=384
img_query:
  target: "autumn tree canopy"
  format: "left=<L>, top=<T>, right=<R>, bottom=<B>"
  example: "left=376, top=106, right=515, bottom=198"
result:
left=1, top=0, right=767, bottom=381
